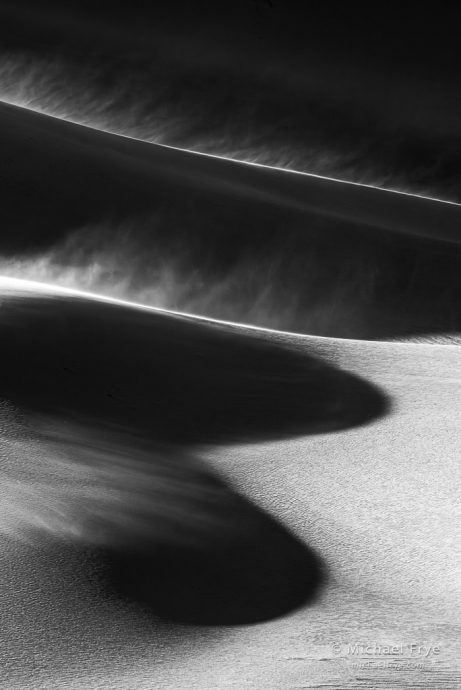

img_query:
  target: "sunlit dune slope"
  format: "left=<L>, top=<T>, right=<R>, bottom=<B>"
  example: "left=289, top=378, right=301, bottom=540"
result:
left=2, top=101, right=461, bottom=339
left=0, top=280, right=460, bottom=687
left=0, top=278, right=387, bottom=631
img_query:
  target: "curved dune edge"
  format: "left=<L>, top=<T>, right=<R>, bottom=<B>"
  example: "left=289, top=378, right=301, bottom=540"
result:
left=1, top=275, right=460, bottom=347
left=0, top=279, right=459, bottom=687
left=0, top=277, right=387, bottom=627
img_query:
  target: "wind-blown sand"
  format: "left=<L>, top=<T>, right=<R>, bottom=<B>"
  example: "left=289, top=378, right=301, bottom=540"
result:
left=2, top=102, right=461, bottom=339
left=1, top=103, right=461, bottom=689
left=0, top=279, right=460, bottom=688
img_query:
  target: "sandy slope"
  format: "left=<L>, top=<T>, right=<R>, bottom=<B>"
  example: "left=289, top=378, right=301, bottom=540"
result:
left=2, top=101, right=461, bottom=690
left=2, top=102, right=461, bottom=339
left=0, top=279, right=459, bottom=688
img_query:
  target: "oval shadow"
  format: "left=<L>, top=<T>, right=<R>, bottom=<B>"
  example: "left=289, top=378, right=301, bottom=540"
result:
left=100, top=484, right=326, bottom=626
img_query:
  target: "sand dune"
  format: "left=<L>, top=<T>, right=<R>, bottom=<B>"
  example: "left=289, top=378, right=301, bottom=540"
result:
left=0, top=276, right=386, bottom=631
left=0, top=279, right=460, bottom=688
left=1, top=5, right=461, bottom=690
left=1, top=100, right=461, bottom=688
left=2, top=101, right=461, bottom=246
left=2, top=102, right=461, bottom=339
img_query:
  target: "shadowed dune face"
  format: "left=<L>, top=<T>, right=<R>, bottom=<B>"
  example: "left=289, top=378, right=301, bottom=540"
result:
left=1, top=103, right=461, bottom=340
left=0, top=287, right=389, bottom=443
left=2, top=2, right=461, bottom=206
left=0, top=7, right=460, bottom=685
left=0, top=283, right=388, bottom=624
left=102, top=502, right=326, bottom=626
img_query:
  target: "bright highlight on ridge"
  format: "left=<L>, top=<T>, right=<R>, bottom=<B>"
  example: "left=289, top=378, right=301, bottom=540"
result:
left=2, top=99, right=460, bottom=208
left=0, top=275, right=325, bottom=339
left=0, top=276, right=452, bottom=346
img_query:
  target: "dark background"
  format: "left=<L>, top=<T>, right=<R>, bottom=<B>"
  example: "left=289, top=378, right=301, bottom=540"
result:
left=1, top=1, right=460, bottom=202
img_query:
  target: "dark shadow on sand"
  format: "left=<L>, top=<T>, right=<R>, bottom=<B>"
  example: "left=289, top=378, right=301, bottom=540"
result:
left=100, top=482, right=326, bottom=626
left=0, top=293, right=389, bottom=444
left=0, top=291, right=390, bottom=625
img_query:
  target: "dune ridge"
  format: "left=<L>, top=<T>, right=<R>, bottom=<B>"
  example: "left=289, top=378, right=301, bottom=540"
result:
left=1, top=103, right=461, bottom=340
left=1, top=6, right=461, bottom=689
left=1, top=101, right=461, bottom=246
